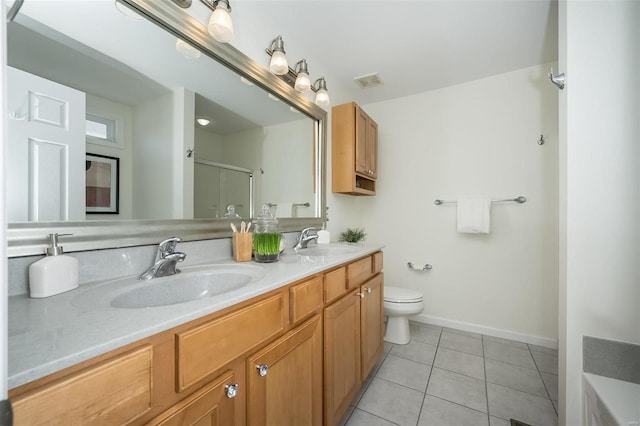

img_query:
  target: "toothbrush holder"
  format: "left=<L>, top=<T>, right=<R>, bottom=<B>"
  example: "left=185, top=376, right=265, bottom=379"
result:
left=232, top=233, right=253, bottom=262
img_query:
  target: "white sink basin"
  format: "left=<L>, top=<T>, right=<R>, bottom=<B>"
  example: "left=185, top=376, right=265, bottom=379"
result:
left=295, top=244, right=361, bottom=257
left=72, top=264, right=266, bottom=309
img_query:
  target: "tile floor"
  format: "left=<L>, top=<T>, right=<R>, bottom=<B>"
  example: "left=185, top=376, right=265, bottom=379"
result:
left=341, top=322, right=559, bottom=426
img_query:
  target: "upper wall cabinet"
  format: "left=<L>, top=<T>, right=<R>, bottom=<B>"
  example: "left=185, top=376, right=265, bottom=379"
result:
left=332, top=102, right=378, bottom=195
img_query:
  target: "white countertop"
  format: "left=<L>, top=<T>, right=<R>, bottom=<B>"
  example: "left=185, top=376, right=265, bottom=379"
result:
left=9, top=244, right=383, bottom=389
left=583, top=373, right=640, bottom=425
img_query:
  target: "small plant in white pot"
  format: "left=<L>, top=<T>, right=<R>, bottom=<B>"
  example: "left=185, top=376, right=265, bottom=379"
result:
left=339, top=228, right=367, bottom=244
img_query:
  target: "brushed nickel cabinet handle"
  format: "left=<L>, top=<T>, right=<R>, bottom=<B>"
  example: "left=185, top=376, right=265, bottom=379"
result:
left=256, top=364, right=269, bottom=377
left=225, top=383, right=239, bottom=398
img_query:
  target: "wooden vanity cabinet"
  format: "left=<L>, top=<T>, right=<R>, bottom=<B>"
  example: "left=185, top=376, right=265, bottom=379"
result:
left=146, top=370, right=238, bottom=426
left=9, top=253, right=383, bottom=426
left=246, top=315, right=323, bottom=426
left=360, top=273, right=384, bottom=379
left=323, top=253, right=385, bottom=425
left=11, top=345, right=154, bottom=426
left=323, top=288, right=362, bottom=426
left=332, top=102, right=378, bottom=195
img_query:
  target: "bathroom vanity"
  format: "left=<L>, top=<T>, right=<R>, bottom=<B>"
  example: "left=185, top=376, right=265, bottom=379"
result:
left=8, top=246, right=384, bottom=425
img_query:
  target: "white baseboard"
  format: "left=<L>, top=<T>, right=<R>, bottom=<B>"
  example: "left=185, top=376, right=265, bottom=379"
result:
left=412, top=313, right=558, bottom=349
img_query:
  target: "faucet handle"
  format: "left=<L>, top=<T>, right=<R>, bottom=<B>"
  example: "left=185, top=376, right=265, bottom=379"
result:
left=158, top=236, right=182, bottom=258
left=300, top=227, right=318, bottom=237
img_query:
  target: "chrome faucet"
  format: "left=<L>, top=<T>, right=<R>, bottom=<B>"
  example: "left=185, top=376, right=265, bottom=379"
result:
left=139, top=237, right=186, bottom=280
left=294, top=227, right=319, bottom=250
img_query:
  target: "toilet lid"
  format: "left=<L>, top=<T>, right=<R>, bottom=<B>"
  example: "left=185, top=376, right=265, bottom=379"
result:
left=384, top=286, right=423, bottom=303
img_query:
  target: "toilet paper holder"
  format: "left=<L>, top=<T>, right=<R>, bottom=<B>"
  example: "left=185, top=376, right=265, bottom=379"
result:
left=407, top=262, right=432, bottom=271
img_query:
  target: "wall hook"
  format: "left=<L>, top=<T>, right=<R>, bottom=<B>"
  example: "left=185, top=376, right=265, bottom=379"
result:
left=538, top=135, right=545, bottom=145
left=186, top=147, right=194, bottom=158
left=548, top=68, right=565, bottom=90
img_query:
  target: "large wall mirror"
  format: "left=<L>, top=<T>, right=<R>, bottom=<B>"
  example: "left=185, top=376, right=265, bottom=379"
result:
left=6, top=0, right=326, bottom=256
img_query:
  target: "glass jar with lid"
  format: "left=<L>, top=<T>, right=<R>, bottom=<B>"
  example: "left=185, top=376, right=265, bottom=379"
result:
left=252, top=204, right=281, bottom=263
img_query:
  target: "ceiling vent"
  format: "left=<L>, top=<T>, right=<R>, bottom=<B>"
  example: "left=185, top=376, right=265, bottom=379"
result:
left=354, top=73, right=384, bottom=89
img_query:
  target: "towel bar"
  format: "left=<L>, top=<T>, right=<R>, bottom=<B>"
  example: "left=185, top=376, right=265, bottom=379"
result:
left=434, top=196, right=526, bottom=206
left=267, top=202, right=310, bottom=208
left=407, top=262, right=432, bottom=271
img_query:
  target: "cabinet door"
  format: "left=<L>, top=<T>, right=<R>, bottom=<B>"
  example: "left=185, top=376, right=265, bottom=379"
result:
left=12, top=345, right=153, bottom=426
left=355, top=106, right=369, bottom=176
left=147, top=370, right=237, bottom=426
left=366, top=118, right=378, bottom=179
left=361, top=274, right=384, bottom=379
left=324, top=290, right=362, bottom=426
left=246, top=315, right=322, bottom=426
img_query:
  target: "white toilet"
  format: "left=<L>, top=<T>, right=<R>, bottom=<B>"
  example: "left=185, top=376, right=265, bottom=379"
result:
left=383, top=286, right=424, bottom=344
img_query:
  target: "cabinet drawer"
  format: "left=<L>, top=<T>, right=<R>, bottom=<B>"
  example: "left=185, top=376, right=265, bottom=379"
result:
left=324, top=267, right=347, bottom=303
left=373, top=251, right=383, bottom=275
left=347, top=256, right=373, bottom=289
left=147, top=370, right=236, bottom=426
left=290, top=276, right=323, bottom=324
left=12, top=345, right=153, bottom=426
left=176, top=294, right=285, bottom=391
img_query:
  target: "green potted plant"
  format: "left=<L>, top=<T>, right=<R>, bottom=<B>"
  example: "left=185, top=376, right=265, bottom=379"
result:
left=339, top=227, right=367, bottom=244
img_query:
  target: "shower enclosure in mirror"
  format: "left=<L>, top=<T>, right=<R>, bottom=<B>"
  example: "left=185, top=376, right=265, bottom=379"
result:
left=6, top=0, right=326, bottom=256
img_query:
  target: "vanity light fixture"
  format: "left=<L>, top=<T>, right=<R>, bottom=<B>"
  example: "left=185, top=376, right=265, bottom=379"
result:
left=293, top=59, right=311, bottom=92
left=196, top=118, right=211, bottom=126
left=176, top=38, right=201, bottom=59
left=265, top=37, right=330, bottom=106
left=266, top=36, right=289, bottom=75
left=200, top=0, right=234, bottom=43
left=313, top=77, right=330, bottom=107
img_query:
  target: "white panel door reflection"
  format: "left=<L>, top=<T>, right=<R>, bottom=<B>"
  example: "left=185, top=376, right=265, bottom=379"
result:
left=7, top=66, right=85, bottom=221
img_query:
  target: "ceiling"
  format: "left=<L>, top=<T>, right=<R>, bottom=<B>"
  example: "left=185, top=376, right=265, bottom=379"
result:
left=187, top=0, right=559, bottom=107
left=10, top=0, right=558, bottom=120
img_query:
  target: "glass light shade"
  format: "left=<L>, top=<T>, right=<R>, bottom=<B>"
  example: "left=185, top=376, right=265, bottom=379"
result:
left=315, top=89, right=330, bottom=107
left=294, top=72, right=311, bottom=92
left=269, top=51, right=289, bottom=75
left=175, top=38, right=201, bottom=59
left=115, top=0, right=144, bottom=21
left=207, top=5, right=234, bottom=43
left=196, top=118, right=211, bottom=126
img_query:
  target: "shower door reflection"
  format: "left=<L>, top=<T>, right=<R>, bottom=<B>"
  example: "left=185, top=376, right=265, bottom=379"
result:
left=194, top=159, right=253, bottom=219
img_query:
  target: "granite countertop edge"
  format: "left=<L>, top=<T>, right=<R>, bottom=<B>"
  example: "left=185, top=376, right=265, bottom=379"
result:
left=9, top=244, right=384, bottom=389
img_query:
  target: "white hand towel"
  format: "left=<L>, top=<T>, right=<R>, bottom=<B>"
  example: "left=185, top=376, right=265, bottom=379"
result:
left=275, top=202, right=294, bottom=218
left=457, top=199, right=491, bottom=234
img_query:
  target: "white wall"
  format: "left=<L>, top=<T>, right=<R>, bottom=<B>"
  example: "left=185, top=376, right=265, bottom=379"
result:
left=173, top=88, right=195, bottom=219
left=330, top=63, right=559, bottom=345
left=132, top=92, right=174, bottom=219
left=260, top=119, right=315, bottom=218
left=559, top=2, right=640, bottom=424
left=85, top=94, right=133, bottom=220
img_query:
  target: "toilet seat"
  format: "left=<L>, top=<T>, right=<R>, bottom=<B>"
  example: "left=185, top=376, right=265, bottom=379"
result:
left=384, top=286, right=423, bottom=304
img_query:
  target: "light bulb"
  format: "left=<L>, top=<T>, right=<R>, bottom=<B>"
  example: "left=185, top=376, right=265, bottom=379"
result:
left=294, top=72, right=311, bottom=92
left=315, top=89, right=330, bottom=107
left=176, top=38, right=201, bottom=59
left=207, top=3, right=234, bottom=43
left=269, top=51, right=289, bottom=75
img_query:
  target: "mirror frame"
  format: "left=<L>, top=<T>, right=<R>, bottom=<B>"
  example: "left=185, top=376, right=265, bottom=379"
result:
left=7, top=0, right=327, bottom=257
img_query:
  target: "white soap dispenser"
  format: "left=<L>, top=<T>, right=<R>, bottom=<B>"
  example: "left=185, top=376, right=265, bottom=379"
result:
left=317, top=207, right=330, bottom=244
left=29, top=233, right=79, bottom=298
left=317, top=222, right=330, bottom=244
